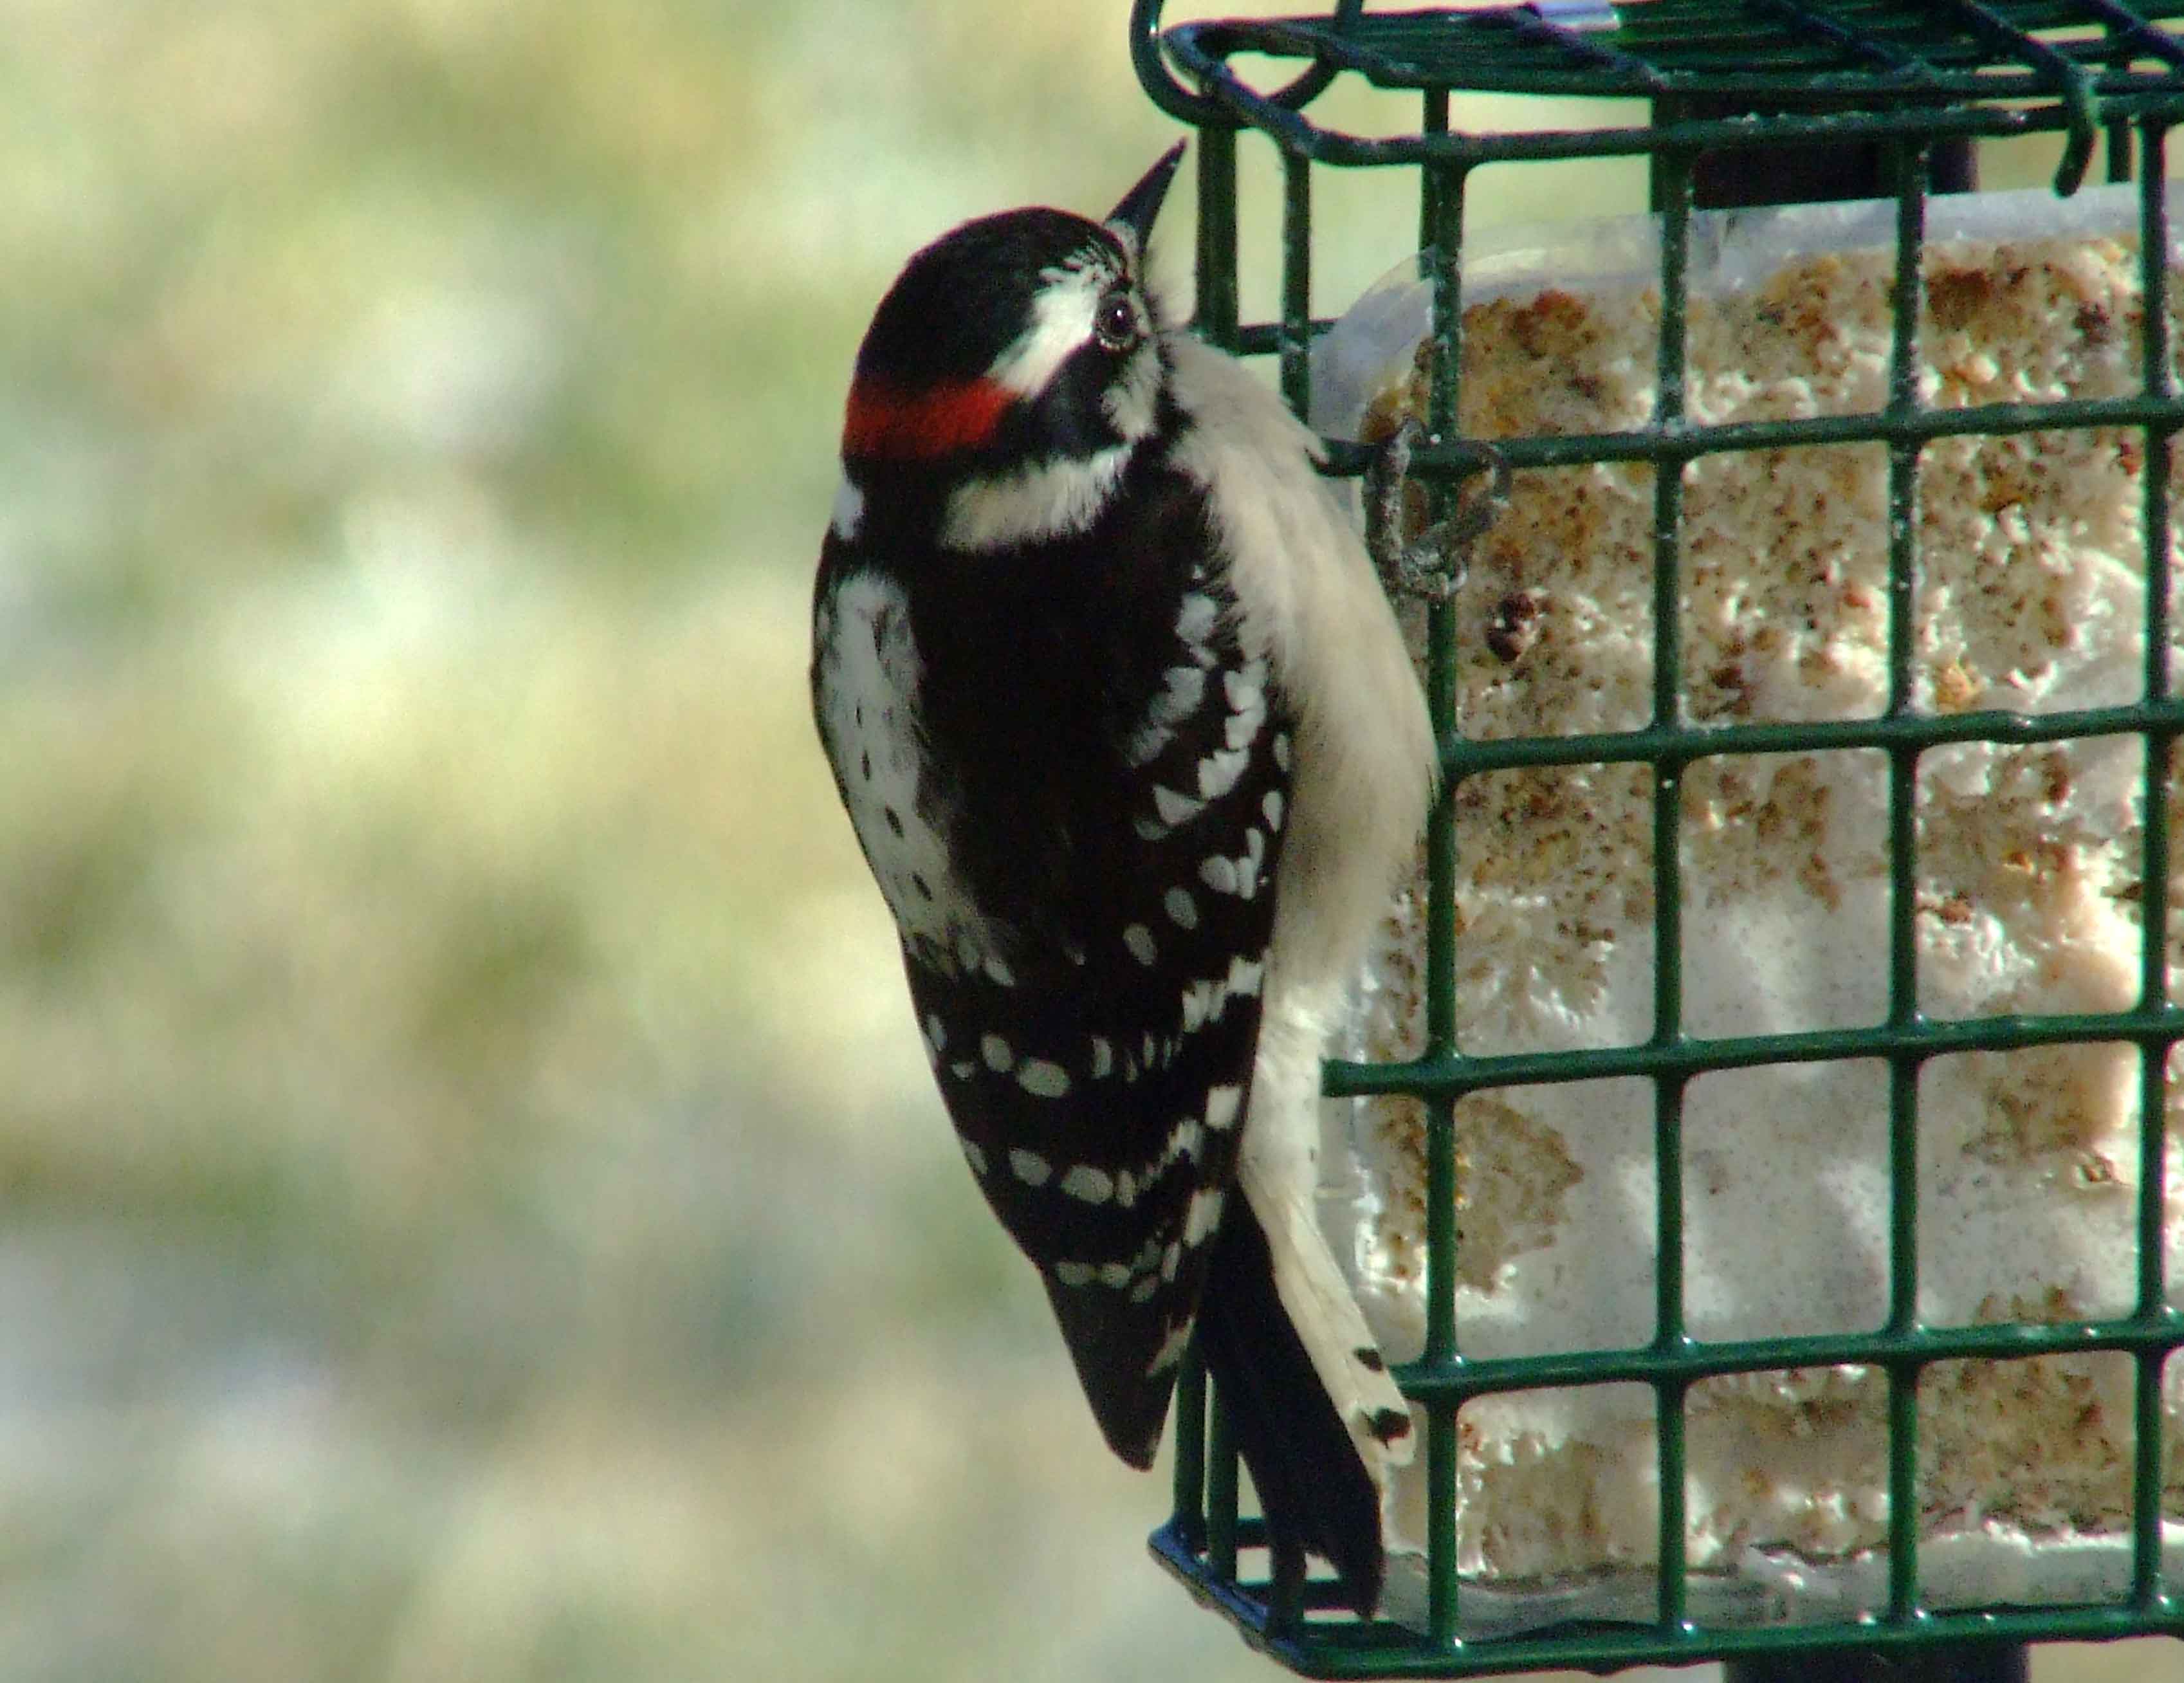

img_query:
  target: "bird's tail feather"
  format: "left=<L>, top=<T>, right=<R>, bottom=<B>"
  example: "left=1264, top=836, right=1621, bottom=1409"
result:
left=1196, top=1196, right=1390, bottom=1619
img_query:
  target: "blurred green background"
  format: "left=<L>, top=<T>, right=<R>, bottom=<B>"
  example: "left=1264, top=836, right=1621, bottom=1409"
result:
left=1, top=1, right=2170, bottom=1678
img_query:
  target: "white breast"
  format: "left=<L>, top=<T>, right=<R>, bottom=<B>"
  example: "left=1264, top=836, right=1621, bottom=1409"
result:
left=816, top=570, right=1003, bottom=980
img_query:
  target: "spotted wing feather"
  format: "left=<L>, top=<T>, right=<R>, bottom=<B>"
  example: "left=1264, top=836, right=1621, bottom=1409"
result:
left=902, top=591, right=1289, bottom=1466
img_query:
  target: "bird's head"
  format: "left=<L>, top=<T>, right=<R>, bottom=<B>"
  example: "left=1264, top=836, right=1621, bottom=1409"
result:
left=838, top=144, right=1185, bottom=544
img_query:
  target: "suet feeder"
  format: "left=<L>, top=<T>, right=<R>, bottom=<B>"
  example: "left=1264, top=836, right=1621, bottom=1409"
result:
left=1129, top=3, right=2184, bottom=1677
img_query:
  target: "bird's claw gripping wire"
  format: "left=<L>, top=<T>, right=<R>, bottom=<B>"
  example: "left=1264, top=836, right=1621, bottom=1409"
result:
left=1364, top=419, right=1509, bottom=602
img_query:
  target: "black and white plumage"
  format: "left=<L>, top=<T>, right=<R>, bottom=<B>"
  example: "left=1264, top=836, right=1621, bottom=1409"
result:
left=810, top=143, right=1436, bottom=1617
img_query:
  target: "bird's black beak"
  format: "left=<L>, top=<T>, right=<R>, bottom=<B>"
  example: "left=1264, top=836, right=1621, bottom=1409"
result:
left=1105, top=141, right=1187, bottom=251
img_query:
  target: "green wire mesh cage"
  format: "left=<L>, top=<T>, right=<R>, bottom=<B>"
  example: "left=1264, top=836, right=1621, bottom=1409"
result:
left=1130, top=2, right=2184, bottom=1675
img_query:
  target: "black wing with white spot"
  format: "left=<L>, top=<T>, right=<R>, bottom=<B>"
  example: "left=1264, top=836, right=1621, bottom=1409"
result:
left=819, top=459, right=1294, bottom=1470
left=908, top=607, right=1290, bottom=1466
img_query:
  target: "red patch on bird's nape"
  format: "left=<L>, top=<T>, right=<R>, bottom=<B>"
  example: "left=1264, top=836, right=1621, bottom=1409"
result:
left=842, top=376, right=1013, bottom=459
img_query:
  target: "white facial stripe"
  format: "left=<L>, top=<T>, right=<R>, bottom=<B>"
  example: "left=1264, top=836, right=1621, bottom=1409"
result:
left=1101, top=340, right=1162, bottom=441
left=941, top=445, right=1130, bottom=551
left=829, top=474, right=864, bottom=540
left=988, top=262, right=1106, bottom=398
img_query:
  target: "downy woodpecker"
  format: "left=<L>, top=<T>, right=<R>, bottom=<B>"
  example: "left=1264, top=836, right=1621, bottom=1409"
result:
left=811, top=143, right=1435, bottom=1617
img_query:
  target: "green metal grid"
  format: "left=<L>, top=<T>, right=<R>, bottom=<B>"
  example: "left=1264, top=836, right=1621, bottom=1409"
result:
left=1130, top=1, right=2184, bottom=1675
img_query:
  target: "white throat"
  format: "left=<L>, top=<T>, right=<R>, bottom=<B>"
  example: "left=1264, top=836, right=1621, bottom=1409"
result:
left=941, top=445, right=1132, bottom=553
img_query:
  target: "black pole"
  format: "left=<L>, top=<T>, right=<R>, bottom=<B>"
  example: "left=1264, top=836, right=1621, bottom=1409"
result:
left=1724, top=1642, right=2030, bottom=1683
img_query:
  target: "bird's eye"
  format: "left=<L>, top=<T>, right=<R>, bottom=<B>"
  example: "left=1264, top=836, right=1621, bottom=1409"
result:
left=1094, top=291, right=1138, bottom=351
